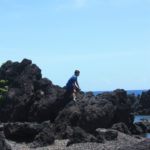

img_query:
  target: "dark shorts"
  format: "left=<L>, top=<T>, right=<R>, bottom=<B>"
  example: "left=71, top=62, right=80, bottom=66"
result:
left=65, top=86, right=79, bottom=93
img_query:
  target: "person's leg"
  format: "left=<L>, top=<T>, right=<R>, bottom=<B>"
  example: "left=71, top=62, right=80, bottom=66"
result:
left=66, top=86, right=74, bottom=99
left=73, top=86, right=80, bottom=101
left=72, top=88, right=77, bottom=101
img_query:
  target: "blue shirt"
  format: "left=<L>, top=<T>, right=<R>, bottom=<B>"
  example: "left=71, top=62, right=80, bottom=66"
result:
left=66, top=75, right=77, bottom=88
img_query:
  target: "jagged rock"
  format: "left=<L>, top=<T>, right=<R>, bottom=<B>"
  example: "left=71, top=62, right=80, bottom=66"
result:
left=55, top=89, right=133, bottom=138
left=54, top=92, right=115, bottom=134
left=131, top=121, right=150, bottom=134
left=66, top=127, right=101, bottom=146
left=3, top=122, right=42, bottom=142
left=140, top=90, right=150, bottom=108
left=131, top=124, right=144, bottom=134
left=0, top=59, right=72, bottom=122
left=0, top=59, right=134, bottom=128
left=96, top=89, right=134, bottom=127
left=0, top=58, right=148, bottom=147
left=3, top=122, right=54, bottom=147
left=54, top=90, right=133, bottom=145
left=0, top=131, right=11, bottom=150
left=95, top=128, right=118, bottom=141
left=131, top=90, right=150, bottom=115
left=32, top=128, right=54, bottom=147
left=127, top=94, right=139, bottom=107
left=32, top=120, right=55, bottom=147
left=0, top=131, right=148, bottom=150
left=112, top=122, right=131, bottom=134
left=118, top=139, right=150, bottom=150
left=127, top=94, right=140, bottom=114
left=138, top=90, right=150, bottom=115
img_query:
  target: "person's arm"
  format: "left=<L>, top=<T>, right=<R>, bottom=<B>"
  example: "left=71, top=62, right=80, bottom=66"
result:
left=73, top=82, right=76, bottom=89
left=73, top=82, right=77, bottom=92
left=76, top=81, right=81, bottom=91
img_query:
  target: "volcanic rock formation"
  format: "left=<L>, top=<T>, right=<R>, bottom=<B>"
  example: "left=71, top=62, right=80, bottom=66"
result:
left=0, top=59, right=149, bottom=149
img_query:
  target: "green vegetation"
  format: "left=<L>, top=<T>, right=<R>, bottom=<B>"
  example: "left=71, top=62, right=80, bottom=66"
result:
left=0, top=88, right=8, bottom=93
left=1, top=62, right=6, bottom=67
left=0, top=79, right=8, bottom=100
left=4, top=86, right=8, bottom=89
left=0, top=80, right=8, bottom=84
left=0, top=95, right=3, bottom=100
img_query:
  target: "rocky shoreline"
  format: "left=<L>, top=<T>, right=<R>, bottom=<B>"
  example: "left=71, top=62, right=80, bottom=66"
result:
left=1, top=130, right=150, bottom=150
left=0, top=59, right=150, bottom=150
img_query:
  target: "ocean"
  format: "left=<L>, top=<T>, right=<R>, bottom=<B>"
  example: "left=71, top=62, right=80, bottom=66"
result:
left=90, top=90, right=148, bottom=96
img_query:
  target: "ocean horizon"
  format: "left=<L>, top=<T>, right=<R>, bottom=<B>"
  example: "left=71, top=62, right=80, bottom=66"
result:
left=85, top=89, right=148, bottom=96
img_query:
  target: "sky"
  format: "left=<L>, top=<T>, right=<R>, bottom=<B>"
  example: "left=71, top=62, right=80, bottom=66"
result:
left=0, top=0, right=150, bottom=91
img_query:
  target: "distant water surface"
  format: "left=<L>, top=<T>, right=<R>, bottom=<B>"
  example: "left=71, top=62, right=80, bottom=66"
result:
left=134, top=115, right=150, bottom=123
left=145, top=133, right=150, bottom=138
left=90, top=90, right=148, bottom=96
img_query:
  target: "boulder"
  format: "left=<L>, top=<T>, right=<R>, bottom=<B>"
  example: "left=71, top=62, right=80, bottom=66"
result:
left=140, top=90, right=150, bottom=108
left=95, top=128, right=118, bottom=141
left=131, top=121, right=150, bottom=134
left=3, top=122, right=42, bottom=142
left=138, top=90, right=150, bottom=115
left=0, top=59, right=72, bottom=122
left=96, top=89, right=133, bottom=127
left=3, top=121, right=55, bottom=147
left=66, top=126, right=101, bottom=146
left=55, top=89, right=133, bottom=135
left=132, top=90, right=150, bottom=115
left=118, top=139, right=150, bottom=150
left=54, top=91, right=115, bottom=134
left=112, top=122, right=131, bottom=134
left=0, top=131, right=11, bottom=150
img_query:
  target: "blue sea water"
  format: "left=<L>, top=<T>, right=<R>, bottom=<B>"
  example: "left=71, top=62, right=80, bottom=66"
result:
left=134, top=115, right=150, bottom=123
left=145, top=133, right=150, bottom=138
left=90, top=90, right=148, bottom=96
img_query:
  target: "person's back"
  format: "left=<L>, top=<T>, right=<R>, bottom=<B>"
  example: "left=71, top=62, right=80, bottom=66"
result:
left=66, top=75, right=77, bottom=89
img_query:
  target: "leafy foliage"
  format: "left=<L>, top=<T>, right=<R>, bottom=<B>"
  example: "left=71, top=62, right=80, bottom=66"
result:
left=0, top=80, right=8, bottom=84
left=0, top=79, right=8, bottom=100
left=1, top=62, right=6, bottom=67
left=0, top=95, right=3, bottom=100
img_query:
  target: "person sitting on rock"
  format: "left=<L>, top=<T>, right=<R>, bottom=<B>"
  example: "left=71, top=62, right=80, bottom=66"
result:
left=66, top=70, right=81, bottom=101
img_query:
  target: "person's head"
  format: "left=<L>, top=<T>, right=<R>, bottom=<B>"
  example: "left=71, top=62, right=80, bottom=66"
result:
left=74, top=70, right=80, bottom=76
